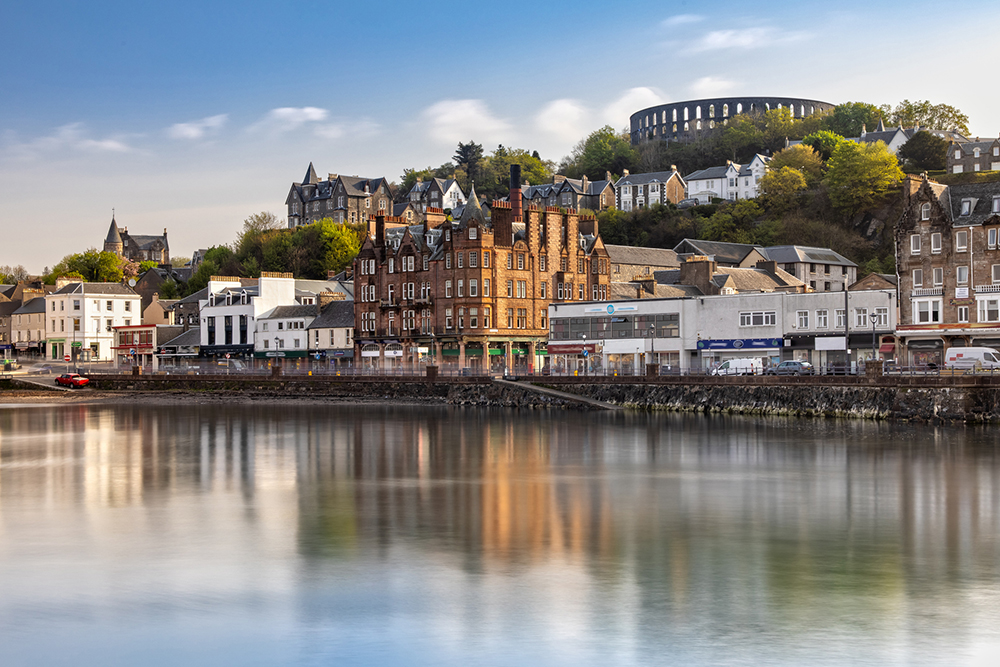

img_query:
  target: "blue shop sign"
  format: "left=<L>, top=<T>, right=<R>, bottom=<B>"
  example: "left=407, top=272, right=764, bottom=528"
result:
left=698, top=338, right=782, bottom=350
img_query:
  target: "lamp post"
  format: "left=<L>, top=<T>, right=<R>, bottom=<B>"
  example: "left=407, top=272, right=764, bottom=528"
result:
left=582, top=333, right=587, bottom=376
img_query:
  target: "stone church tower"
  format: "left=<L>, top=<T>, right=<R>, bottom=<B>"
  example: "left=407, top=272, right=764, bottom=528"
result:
left=104, top=215, right=123, bottom=255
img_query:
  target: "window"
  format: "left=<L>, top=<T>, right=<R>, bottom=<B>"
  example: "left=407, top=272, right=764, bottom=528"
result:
left=73, top=318, right=80, bottom=332
left=990, top=228, right=998, bottom=250
left=445, top=280, right=452, bottom=298
left=125, top=301, right=131, bottom=312
left=470, top=279, right=478, bottom=297
left=516, top=280, right=526, bottom=299
left=470, top=308, right=478, bottom=328
left=457, top=252, right=463, bottom=269
left=994, top=197, right=1000, bottom=214
left=73, top=299, right=80, bottom=311
left=388, top=258, right=394, bottom=273
left=516, top=308, right=527, bottom=329
left=911, top=235, right=921, bottom=254
left=262, top=322, right=268, bottom=332
left=921, top=203, right=931, bottom=220
left=423, top=255, right=429, bottom=271
left=738, top=311, right=776, bottom=326
left=540, top=281, right=547, bottom=299
left=470, top=251, right=478, bottom=268
left=916, top=299, right=941, bottom=323
left=956, top=230, right=968, bottom=252
left=517, top=254, right=524, bottom=270
left=993, top=265, right=1000, bottom=284
left=912, top=269, right=923, bottom=287
left=507, top=308, right=514, bottom=328
left=484, top=279, right=490, bottom=297
left=507, top=280, right=513, bottom=297
left=797, top=311, right=809, bottom=329
left=855, top=308, right=868, bottom=327
left=874, top=307, right=889, bottom=327
left=933, top=267, right=943, bottom=286
left=931, top=233, right=942, bottom=254
left=446, top=253, right=451, bottom=269
left=958, top=306, right=969, bottom=323
left=540, top=255, right=546, bottom=272
left=979, top=299, right=1000, bottom=323
left=578, top=284, right=585, bottom=300
left=816, top=309, right=828, bottom=328
left=458, top=280, right=464, bottom=297
left=961, top=200, right=972, bottom=216
left=957, top=266, right=969, bottom=285
left=263, top=339, right=269, bottom=349
left=578, top=258, right=585, bottom=273
left=835, top=309, right=846, bottom=328
left=469, top=227, right=477, bottom=240
left=106, top=300, right=113, bottom=311
left=483, top=251, right=490, bottom=268
left=507, top=253, right=513, bottom=269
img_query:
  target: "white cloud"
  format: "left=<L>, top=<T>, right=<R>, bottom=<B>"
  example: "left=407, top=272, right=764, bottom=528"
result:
left=314, top=119, right=381, bottom=141
left=535, top=99, right=590, bottom=143
left=420, top=99, right=510, bottom=145
left=662, top=14, right=703, bottom=27
left=248, top=106, right=328, bottom=134
left=168, top=114, right=228, bottom=140
left=692, top=27, right=810, bottom=52
left=689, top=76, right=735, bottom=97
left=601, top=87, right=667, bottom=129
left=2, top=122, right=134, bottom=159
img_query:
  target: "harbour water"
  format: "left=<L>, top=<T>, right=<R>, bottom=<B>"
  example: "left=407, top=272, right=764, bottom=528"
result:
left=1, top=402, right=999, bottom=665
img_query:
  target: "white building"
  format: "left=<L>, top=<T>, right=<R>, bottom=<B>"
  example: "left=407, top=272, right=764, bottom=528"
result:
left=306, top=299, right=355, bottom=366
left=197, top=274, right=296, bottom=361
left=547, top=287, right=897, bottom=374
left=685, top=155, right=770, bottom=204
left=45, top=282, right=141, bottom=363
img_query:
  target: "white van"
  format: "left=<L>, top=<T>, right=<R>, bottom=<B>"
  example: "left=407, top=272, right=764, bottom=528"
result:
left=711, top=358, right=764, bottom=376
left=944, top=347, right=1000, bottom=371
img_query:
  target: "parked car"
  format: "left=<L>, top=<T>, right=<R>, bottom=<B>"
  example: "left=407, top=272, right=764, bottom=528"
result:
left=766, top=360, right=815, bottom=376
left=30, top=364, right=54, bottom=375
left=711, top=358, right=764, bottom=376
left=55, top=373, right=90, bottom=388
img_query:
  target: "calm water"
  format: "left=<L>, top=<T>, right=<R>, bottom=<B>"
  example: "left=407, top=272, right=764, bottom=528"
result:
left=1, top=403, right=1000, bottom=666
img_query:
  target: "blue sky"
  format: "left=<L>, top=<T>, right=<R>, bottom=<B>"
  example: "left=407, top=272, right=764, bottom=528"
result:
left=2, top=0, right=998, bottom=272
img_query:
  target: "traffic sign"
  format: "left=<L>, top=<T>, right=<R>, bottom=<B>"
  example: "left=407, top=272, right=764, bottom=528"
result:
left=63, top=354, right=70, bottom=362
left=225, top=353, right=231, bottom=359
left=130, top=348, right=136, bottom=356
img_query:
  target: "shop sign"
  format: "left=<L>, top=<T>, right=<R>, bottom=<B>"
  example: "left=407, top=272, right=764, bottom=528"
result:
left=547, top=343, right=599, bottom=354
left=697, top=338, right=782, bottom=350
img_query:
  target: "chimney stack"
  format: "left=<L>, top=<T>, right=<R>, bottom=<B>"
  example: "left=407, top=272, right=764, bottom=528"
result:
left=510, top=164, right=522, bottom=221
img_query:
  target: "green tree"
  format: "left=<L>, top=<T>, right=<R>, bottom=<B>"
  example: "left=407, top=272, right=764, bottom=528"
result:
left=769, top=145, right=824, bottom=186
left=823, top=141, right=904, bottom=217
left=453, top=141, right=484, bottom=188
left=139, top=260, right=159, bottom=273
left=887, top=100, right=970, bottom=134
left=759, top=167, right=808, bottom=213
left=159, top=279, right=179, bottom=299
left=48, top=249, right=130, bottom=283
left=897, top=130, right=949, bottom=171
left=822, top=102, right=885, bottom=138
left=559, top=126, right=638, bottom=181
left=801, top=130, right=849, bottom=161
left=0, top=264, right=29, bottom=283
left=479, top=146, right=553, bottom=200
left=315, top=218, right=362, bottom=276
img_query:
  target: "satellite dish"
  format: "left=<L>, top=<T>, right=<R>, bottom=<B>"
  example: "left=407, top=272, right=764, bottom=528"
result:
left=128, top=278, right=137, bottom=287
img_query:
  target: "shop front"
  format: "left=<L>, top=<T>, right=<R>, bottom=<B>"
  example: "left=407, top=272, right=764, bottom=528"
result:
left=697, top=338, right=783, bottom=371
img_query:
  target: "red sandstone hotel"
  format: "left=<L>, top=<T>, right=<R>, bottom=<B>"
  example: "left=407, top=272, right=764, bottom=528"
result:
left=354, top=166, right=612, bottom=373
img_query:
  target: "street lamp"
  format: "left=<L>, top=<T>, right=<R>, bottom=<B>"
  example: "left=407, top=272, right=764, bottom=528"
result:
left=582, top=333, right=587, bottom=376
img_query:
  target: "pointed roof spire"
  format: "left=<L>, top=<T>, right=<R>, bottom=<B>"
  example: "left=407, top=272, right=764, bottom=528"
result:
left=302, top=162, right=319, bottom=185
left=459, top=182, right=486, bottom=227
left=105, top=213, right=122, bottom=244
left=876, top=118, right=885, bottom=132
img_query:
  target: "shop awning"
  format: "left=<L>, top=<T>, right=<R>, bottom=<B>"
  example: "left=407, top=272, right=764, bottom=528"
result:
left=878, top=343, right=896, bottom=353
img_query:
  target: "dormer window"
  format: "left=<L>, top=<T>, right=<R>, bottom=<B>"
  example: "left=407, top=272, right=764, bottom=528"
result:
left=209, top=294, right=215, bottom=306
left=240, top=291, right=248, bottom=305
left=226, top=293, right=232, bottom=305
left=993, top=197, right=1000, bottom=214
left=961, top=199, right=972, bottom=216
left=920, top=203, right=931, bottom=220
left=974, top=148, right=981, bottom=158
left=469, top=227, right=477, bottom=240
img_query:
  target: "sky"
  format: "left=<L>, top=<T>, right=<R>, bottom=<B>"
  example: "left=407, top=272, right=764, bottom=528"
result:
left=2, top=0, right=998, bottom=273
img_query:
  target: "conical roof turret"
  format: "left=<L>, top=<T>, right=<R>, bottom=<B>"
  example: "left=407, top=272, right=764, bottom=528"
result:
left=459, top=183, right=486, bottom=227
left=105, top=215, right=122, bottom=244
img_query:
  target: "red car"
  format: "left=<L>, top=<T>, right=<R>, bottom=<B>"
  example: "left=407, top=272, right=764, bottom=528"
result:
left=56, top=373, right=90, bottom=388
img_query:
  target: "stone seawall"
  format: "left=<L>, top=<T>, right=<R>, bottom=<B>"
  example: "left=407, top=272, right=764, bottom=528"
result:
left=21, top=374, right=1000, bottom=421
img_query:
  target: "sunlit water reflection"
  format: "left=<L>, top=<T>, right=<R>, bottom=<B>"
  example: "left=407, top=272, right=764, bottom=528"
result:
left=1, top=403, right=999, bottom=665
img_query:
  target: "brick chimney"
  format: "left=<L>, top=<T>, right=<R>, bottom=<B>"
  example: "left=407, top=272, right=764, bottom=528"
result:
left=510, top=164, right=523, bottom=223
left=553, top=175, right=566, bottom=184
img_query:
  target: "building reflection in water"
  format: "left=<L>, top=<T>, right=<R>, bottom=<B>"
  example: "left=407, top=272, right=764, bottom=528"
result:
left=2, top=404, right=1000, bottom=663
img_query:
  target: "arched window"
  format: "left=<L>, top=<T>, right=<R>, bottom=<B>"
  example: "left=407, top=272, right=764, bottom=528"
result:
left=737, top=103, right=743, bottom=113
left=765, top=103, right=770, bottom=111
left=672, top=109, right=677, bottom=122
left=709, top=120, right=715, bottom=129
left=662, top=111, right=666, bottom=124
left=672, top=123, right=677, bottom=132
left=696, top=120, right=702, bottom=130
left=683, top=107, right=689, bottom=121
left=921, top=203, right=931, bottom=220
left=799, top=105, right=805, bottom=117
left=684, top=121, right=689, bottom=132
left=696, top=106, right=702, bottom=119
left=723, top=104, right=729, bottom=117
left=709, top=105, right=715, bottom=118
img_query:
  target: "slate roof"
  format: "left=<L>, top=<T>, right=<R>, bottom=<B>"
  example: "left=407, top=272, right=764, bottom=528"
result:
left=160, top=328, right=200, bottom=348
left=0, top=285, right=14, bottom=298
left=126, top=235, right=167, bottom=251
left=259, top=305, right=318, bottom=320
left=303, top=162, right=319, bottom=185
left=294, top=279, right=354, bottom=298
left=614, top=170, right=684, bottom=187
left=457, top=183, right=486, bottom=228
left=13, top=297, right=47, bottom=314
left=716, top=266, right=804, bottom=292
left=105, top=217, right=122, bottom=244
left=53, top=282, right=137, bottom=296
left=0, top=301, right=19, bottom=317
left=673, top=239, right=764, bottom=265
left=763, top=245, right=857, bottom=267
left=685, top=165, right=732, bottom=181
left=948, top=181, right=1000, bottom=227
left=953, top=139, right=999, bottom=157
left=609, top=281, right=699, bottom=300
left=307, top=300, right=355, bottom=330
left=605, top=244, right=680, bottom=268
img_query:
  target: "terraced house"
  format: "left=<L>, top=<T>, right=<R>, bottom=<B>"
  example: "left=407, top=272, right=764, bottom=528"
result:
left=354, top=167, right=612, bottom=373
left=896, top=175, right=1000, bottom=366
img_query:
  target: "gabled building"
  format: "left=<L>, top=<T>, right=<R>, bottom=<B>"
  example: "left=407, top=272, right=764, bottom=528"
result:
left=103, top=215, right=170, bottom=264
left=948, top=137, right=1000, bottom=174
left=614, top=168, right=686, bottom=211
left=521, top=174, right=615, bottom=212
left=44, top=282, right=141, bottom=362
left=407, top=177, right=466, bottom=214
left=11, top=297, right=47, bottom=358
left=853, top=120, right=967, bottom=156
left=685, top=155, right=769, bottom=203
left=354, top=168, right=612, bottom=373
left=285, top=163, right=396, bottom=231
left=605, top=245, right=679, bottom=281
left=254, top=304, right=318, bottom=362
left=673, top=239, right=769, bottom=267
left=306, top=298, right=355, bottom=366
left=895, top=174, right=1000, bottom=366
left=764, top=245, right=857, bottom=292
